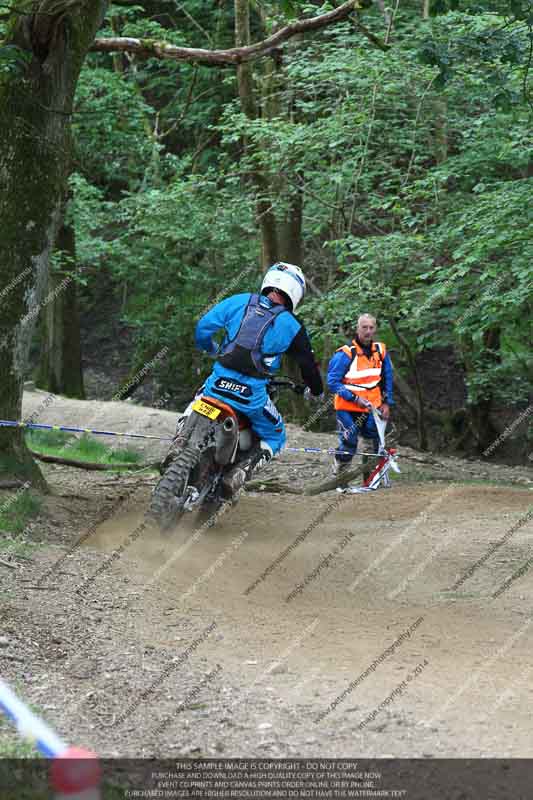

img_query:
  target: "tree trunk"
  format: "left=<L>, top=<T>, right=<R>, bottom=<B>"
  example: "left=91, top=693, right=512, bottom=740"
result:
left=234, top=0, right=256, bottom=119
left=257, top=194, right=280, bottom=268
left=233, top=3, right=309, bottom=269
left=433, top=98, right=448, bottom=164
left=468, top=327, right=501, bottom=453
left=278, top=183, right=303, bottom=265
left=37, top=203, right=85, bottom=398
left=421, top=0, right=448, bottom=164
left=275, top=32, right=304, bottom=268
left=0, top=1, right=108, bottom=484
left=389, top=318, right=429, bottom=450
left=234, top=0, right=280, bottom=268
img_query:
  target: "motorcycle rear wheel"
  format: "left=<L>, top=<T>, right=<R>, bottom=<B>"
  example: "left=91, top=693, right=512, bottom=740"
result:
left=146, top=445, right=199, bottom=531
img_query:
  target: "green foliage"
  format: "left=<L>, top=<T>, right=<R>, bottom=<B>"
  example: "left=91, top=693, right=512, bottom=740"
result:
left=26, top=430, right=142, bottom=465
left=74, top=66, right=155, bottom=187
left=68, top=0, right=532, bottom=444
left=0, top=718, right=41, bottom=760
left=105, top=170, right=258, bottom=402
left=0, top=488, right=42, bottom=536
left=265, top=6, right=532, bottom=410
left=27, top=428, right=73, bottom=448
left=67, top=173, right=110, bottom=269
left=0, top=44, right=30, bottom=78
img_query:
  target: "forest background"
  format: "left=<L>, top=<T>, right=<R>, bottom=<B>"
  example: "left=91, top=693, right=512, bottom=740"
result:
left=0, top=0, right=531, bottom=484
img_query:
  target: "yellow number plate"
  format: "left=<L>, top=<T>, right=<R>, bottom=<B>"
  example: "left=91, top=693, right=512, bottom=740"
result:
left=192, top=399, right=221, bottom=420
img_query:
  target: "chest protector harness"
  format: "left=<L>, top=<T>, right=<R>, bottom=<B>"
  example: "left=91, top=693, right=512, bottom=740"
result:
left=334, top=339, right=386, bottom=412
left=217, top=294, right=287, bottom=378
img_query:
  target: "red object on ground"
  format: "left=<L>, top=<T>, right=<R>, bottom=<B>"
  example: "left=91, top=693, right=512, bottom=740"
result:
left=50, top=747, right=101, bottom=794
left=362, top=448, right=396, bottom=488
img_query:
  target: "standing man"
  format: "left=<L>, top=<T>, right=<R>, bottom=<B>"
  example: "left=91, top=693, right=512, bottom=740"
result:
left=327, top=314, right=394, bottom=477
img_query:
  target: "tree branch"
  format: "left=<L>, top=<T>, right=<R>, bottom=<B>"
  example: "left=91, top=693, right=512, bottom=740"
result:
left=304, top=464, right=365, bottom=495
left=245, top=477, right=303, bottom=494
left=352, top=19, right=389, bottom=51
left=90, top=1, right=360, bottom=65
left=29, top=450, right=159, bottom=471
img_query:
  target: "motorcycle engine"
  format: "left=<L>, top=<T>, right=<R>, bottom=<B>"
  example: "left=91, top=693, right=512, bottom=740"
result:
left=238, top=428, right=253, bottom=451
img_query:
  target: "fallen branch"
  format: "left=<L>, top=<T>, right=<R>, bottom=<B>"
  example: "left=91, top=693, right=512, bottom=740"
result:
left=91, top=1, right=360, bottom=64
left=304, top=464, right=365, bottom=495
left=245, top=463, right=367, bottom=496
left=401, top=454, right=442, bottom=466
left=352, top=19, right=389, bottom=50
left=0, top=480, right=27, bottom=489
left=29, top=450, right=159, bottom=472
left=92, top=478, right=156, bottom=486
left=245, top=477, right=303, bottom=494
left=0, top=558, right=16, bottom=570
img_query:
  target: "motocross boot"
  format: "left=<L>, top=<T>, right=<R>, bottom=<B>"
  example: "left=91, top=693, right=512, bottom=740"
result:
left=331, top=457, right=352, bottom=477
left=360, top=436, right=380, bottom=484
left=221, top=441, right=273, bottom=497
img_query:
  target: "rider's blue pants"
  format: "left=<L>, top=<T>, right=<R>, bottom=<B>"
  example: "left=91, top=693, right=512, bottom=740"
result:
left=202, top=367, right=286, bottom=454
left=335, top=409, right=379, bottom=462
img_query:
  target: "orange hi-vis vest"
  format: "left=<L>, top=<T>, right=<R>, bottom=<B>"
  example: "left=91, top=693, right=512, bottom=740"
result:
left=334, top=340, right=386, bottom=412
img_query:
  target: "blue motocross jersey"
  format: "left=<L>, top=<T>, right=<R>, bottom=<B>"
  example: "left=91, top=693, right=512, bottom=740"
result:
left=195, top=293, right=302, bottom=387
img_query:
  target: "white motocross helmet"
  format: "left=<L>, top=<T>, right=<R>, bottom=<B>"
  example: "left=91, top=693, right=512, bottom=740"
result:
left=260, top=262, right=306, bottom=312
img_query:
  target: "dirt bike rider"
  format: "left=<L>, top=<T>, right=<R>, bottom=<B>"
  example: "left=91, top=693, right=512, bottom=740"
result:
left=194, top=263, right=324, bottom=495
left=327, top=313, right=394, bottom=478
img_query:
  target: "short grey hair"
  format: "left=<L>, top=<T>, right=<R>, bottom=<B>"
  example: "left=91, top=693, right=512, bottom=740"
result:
left=357, top=313, right=377, bottom=326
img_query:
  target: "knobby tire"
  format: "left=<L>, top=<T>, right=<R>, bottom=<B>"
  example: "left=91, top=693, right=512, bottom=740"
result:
left=146, top=444, right=199, bottom=530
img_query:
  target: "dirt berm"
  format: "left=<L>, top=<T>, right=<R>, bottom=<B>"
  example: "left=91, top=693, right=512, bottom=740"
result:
left=0, top=388, right=532, bottom=760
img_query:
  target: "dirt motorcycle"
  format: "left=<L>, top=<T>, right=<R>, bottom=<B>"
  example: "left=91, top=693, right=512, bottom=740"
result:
left=147, top=378, right=303, bottom=530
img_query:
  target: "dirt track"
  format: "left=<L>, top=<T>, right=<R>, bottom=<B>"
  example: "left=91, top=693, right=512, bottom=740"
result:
left=1, top=393, right=533, bottom=760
